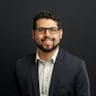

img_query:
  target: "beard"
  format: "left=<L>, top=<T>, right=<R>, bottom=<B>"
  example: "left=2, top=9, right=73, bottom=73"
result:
left=35, top=37, right=60, bottom=53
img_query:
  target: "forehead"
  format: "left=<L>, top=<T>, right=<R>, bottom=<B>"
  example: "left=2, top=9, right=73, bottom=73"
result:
left=36, top=18, right=58, bottom=27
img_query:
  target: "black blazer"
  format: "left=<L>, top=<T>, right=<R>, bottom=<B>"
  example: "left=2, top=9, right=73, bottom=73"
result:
left=14, top=48, right=90, bottom=96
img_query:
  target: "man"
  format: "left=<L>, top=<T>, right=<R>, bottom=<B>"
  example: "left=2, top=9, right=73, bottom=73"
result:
left=15, top=10, right=90, bottom=96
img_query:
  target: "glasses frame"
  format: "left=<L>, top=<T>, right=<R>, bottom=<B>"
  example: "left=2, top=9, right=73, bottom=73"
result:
left=35, top=27, right=60, bottom=34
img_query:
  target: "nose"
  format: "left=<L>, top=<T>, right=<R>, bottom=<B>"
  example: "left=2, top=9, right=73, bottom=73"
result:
left=44, top=29, right=50, bottom=36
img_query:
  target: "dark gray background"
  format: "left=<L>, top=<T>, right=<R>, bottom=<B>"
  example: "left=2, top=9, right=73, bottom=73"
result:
left=0, top=0, right=96, bottom=96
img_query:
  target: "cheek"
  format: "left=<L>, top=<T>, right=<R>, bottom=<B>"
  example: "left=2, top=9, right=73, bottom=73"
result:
left=54, top=35, right=61, bottom=43
left=56, top=33, right=61, bottom=40
left=34, top=34, right=43, bottom=42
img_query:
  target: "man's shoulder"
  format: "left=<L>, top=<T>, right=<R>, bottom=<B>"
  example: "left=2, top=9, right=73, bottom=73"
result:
left=59, top=49, right=86, bottom=74
left=16, top=52, right=36, bottom=65
left=60, top=48, right=85, bottom=66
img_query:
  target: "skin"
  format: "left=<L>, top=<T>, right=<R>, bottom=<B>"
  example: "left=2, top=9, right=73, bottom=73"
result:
left=32, top=18, right=63, bottom=61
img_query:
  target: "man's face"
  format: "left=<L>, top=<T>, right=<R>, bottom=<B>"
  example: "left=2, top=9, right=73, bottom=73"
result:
left=32, top=18, right=63, bottom=52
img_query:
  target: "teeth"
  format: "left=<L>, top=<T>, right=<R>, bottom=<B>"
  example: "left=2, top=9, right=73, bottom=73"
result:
left=45, top=39, right=52, bottom=41
left=45, top=40, right=51, bottom=42
left=45, top=40, right=51, bottom=41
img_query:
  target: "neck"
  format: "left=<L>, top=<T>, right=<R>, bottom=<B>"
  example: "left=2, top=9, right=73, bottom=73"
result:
left=37, top=47, right=59, bottom=61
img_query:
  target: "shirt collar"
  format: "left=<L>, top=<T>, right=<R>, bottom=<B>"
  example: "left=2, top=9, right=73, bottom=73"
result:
left=35, top=48, right=59, bottom=64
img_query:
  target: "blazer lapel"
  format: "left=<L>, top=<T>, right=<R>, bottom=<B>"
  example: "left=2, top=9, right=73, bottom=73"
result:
left=49, top=48, right=65, bottom=96
left=31, top=53, right=40, bottom=96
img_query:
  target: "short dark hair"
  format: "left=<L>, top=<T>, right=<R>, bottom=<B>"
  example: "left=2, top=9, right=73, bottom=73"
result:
left=32, top=10, right=62, bottom=30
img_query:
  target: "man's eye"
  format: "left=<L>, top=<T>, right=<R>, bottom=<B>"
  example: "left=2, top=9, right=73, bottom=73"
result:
left=51, top=28, right=57, bottom=31
left=38, top=28, right=44, bottom=32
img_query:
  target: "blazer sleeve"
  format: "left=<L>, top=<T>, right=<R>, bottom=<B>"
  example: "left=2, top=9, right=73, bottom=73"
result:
left=74, top=60, right=90, bottom=96
left=10, top=60, right=22, bottom=96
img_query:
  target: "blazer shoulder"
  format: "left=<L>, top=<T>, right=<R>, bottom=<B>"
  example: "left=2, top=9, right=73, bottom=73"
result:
left=16, top=53, right=36, bottom=75
left=64, top=50, right=85, bottom=63
left=16, top=53, right=36, bottom=66
left=60, top=49, right=85, bottom=69
left=60, top=48, right=84, bottom=61
left=59, top=49, right=88, bottom=78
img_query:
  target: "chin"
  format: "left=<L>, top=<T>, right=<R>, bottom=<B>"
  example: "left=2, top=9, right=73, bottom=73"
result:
left=41, top=46, right=58, bottom=53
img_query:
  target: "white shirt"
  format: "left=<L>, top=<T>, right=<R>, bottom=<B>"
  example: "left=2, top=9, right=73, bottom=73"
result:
left=35, top=48, right=59, bottom=96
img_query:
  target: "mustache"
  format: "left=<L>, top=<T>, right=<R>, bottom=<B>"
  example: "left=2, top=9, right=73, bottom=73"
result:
left=41, top=37, right=55, bottom=42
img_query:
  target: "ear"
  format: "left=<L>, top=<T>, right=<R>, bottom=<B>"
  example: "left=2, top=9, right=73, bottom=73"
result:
left=59, top=28, right=63, bottom=39
left=32, top=30, right=35, bottom=40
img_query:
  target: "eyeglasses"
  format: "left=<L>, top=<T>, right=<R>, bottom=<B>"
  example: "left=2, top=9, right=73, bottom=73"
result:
left=35, top=27, right=60, bottom=34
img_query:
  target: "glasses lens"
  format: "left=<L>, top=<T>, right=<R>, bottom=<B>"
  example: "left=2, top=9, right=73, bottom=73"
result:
left=35, top=27, right=59, bottom=34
